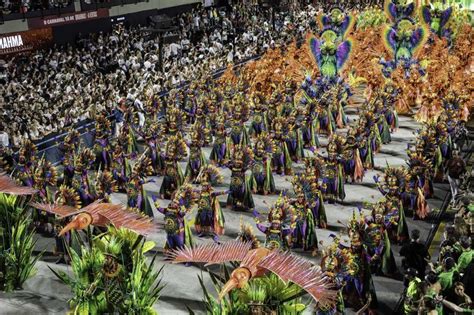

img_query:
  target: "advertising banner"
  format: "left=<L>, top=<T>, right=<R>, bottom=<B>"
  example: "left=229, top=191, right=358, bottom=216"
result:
left=28, top=8, right=109, bottom=29
left=0, top=28, right=53, bottom=56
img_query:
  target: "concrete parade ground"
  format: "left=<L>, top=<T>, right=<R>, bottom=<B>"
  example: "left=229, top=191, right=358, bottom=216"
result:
left=0, top=104, right=449, bottom=315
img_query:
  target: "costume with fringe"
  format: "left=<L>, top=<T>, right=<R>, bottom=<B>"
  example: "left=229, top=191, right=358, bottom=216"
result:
left=156, top=184, right=196, bottom=251
left=249, top=133, right=276, bottom=195
left=226, top=145, right=255, bottom=211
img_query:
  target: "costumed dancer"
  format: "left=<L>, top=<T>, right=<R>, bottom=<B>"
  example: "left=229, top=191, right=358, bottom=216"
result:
left=110, top=142, right=130, bottom=192
left=209, top=116, right=231, bottom=166
left=405, top=152, right=432, bottom=219
left=126, top=154, right=154, bottom=216
left=53, top=185, right=82, bottom=263
left=271, top=116, right=293, bottom=175
left=380, top=80, right=400, bottom=132
left=285, top=113, right=305, bottom=163
left=315, top=92, right=336, bottom=135
left=15, top=139, right=37, bottom=188
left=71, top=147, right=96, bottom=206
left=359, top=111, right=382, bottom=169
left=342, top=131, right=365, bottom=183
left=236, top=218, right=261, bottom=249
left=155, top=184, right=196, bottom=252
left=117, top=122, right=139, bottom=158
left=159, top=135, right=187, bottom=200
left=30, top=158, right=58, bottom=234
left=249, top=133, right=276, bottom=195
left=140, top=121, right=165, bottom=176
left=93, top=114, right=112, bottom=170
left=183, top=87, right=197, bottom=124
left=229, top=100, right=250, bottom=147
left=304, top=159, right=328, bottom=228
left=319, top=237, right=346, bottom=314
left=363, top=212, right=398, bottom=276
left=162, top=107, right=184, bottom=137
left=254, top=196, right=295, bottom=250
left=194, top=165, right=226, bottom=240
left=329, top=83, right=350, bottom=129
left=321, top=135, right=346, bottom=203
left=32, top=157, right=57, bottom=202
left=290, top=180, right=319, bottom=254
left=93, top=170, right=117, bottom=203
left=193, top=103, right=213, bottom=146
left=297, top=99, right=320, bottom=150
left=61, top=128, right=81, bottom=186
left=374, top=165, right=409, bottom=242
left=248, top=96, right=268, bottom=137
left=226, top=144, right=255, bottom=211
left=343, top=214, right=379, bottom=312
left=185, top=128, right=207, bottom=183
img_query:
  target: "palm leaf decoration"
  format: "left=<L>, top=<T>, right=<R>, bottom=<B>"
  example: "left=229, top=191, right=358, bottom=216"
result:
left=0, top=192, right=42, bottom=292
left=49, top=226, right=164, bottom=314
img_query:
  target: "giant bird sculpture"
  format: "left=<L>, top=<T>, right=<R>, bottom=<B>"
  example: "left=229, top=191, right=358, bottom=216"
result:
left=168, top=240, right=337, bottom=308
left=0, top=173, right=37, bottom=195
left=30, top=200, right=156, bottom=236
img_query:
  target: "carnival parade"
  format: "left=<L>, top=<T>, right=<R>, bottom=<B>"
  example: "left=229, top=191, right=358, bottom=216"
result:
left=0, top=0, right=473, bottom=314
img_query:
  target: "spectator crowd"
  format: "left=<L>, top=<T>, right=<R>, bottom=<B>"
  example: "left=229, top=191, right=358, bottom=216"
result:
left=0, top=4, right=319, bottom=148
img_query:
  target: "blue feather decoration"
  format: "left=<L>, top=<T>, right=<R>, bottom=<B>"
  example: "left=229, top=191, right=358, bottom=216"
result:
left=421, top=5, right=432, bottom=25
left=309, top=37, right=322, bottom=69
left=440, top=7, right=453, bottom=30
left=336, top=40, right=352, bottom=71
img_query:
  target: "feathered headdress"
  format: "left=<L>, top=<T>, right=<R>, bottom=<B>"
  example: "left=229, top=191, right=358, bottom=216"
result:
left=196, top=164, right=224, bottom=186
left=95, top=170, right=118, bottom=197
left=327, top=134, right=345, bottom=155
left=131, top=153, right=153, bottom=179
left=171, top=183, right=198, bottom=210
left=95, top=114, right=112, bottom=136
left=347, top=208, right=365, bottom=247
left=253, top=133, right=276, bottom=156
left=63, top=128, right=81, bottom=153
left=406, top=152, right=433, bottom=171
left=74, top=147, right=95, bottom=174
left=55, top=185, right=81, bottom=209
left=18, top=139, right=37, bottom=167
left=268, top=193, right=294, bottom=224
left=231, top=144, right=254, bottom=168
left=237, top=217, right=261, bottom=249
left=383, top=165, right=408, bottom=193
left=165, top=135, right=188, bottom=160
left=166, top=107, right=184, bottom=128
left=143, top=121, right=161, bottom=140
left=33, top=157, right=58, bottom=188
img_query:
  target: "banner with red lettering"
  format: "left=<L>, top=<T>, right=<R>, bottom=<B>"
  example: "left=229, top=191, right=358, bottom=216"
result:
left=28, top=8, right=109, bottom=29
left=0, top=28, right=53, bottom=56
